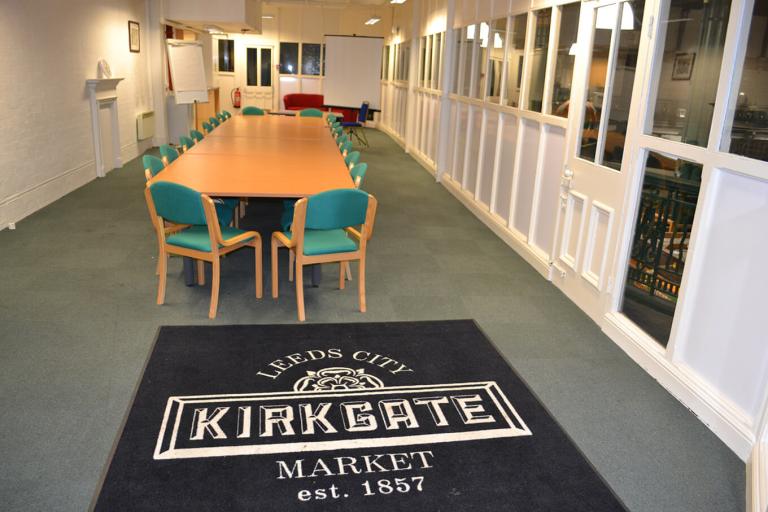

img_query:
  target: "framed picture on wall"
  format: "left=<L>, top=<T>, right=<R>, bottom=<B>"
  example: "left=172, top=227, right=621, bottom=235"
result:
left=129, top=21, right=140, bottom=53
left=672, top=53, right=695, bottom=80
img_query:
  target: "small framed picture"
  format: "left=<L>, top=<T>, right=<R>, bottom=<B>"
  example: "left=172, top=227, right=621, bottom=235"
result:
left=128, top=21, right=140, bottom=53
left=672, top=53, right=695, bottom=81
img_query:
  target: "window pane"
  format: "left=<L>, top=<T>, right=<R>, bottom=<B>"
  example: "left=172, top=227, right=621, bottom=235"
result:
left=579, top=5, right=612, bottom=162
left=279, top=42, right=298, bottom=74
left=218, top=39, right=235, bottom=73
left=552, top=3, right=580, bottom=116
left=473, top=22, right=490, bottom=99
left=301, top=43, right=321, bottom=75
left=728, top=2, right=768, bottom=162
left=261, top=48, right=272, bottom=87
left=621, top=152, right=702, bottom=347
left=461, top=25, right=475, bottom=96
left=383, top=45, right=390, bottom=80
left=504, top=14, right=528, bottom=107
left=425, top=35, right=433, bottom=87
left=649, top=0, right=731, bottom=146
left=420, top=36, right=427, bottom=85
left=452, top=28, right=462, bottom=94
left=247, top=48, right=258, bottom=86
left=527, top=9, right=551, bottom=111
left=603, top=0, right=646, bottom=170
left=488, top=18, right=507, bottom=101
left=322, top=44, right=326, bottom=75
left=433, top=33, right=443, bottom=88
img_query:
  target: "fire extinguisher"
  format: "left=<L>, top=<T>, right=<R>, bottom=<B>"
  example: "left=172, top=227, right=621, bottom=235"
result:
left=231, top=88, right=242, bottom=109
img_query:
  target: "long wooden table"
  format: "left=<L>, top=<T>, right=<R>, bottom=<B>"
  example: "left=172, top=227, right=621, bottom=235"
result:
left=149, top=115, right=353, bottom=285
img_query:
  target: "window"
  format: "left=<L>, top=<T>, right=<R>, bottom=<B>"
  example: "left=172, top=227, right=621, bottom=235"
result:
left=301, top=43, right=321, bottom=75
left=452, top=28, right=462, bottom=94
left=247, top=48, right=258, bottom=86
left=218, top=39, right=235, bottom=73
left=419, top=36, right=428, bottom=86
left=279, top=42, right=299, bottom=74
left=527, top=9, right=552, bottom=112
left=727, top=1, right=768, bottom=162
left=261, top=48, right=272, bottom=87
left=473, top=22, right=490, bottom=99
left=487, top=18, right=507, bottom=101
left=504, top=14, right=528, bottom=107
left=552, top=3, right=580, bottom=116
left=621, top=151, right=702, bottom=347
left=433, top=33, right=443, bottom=89
left=246, top=47, right=272, bottom=87
left=383, top=45, right=390, bottom=80
left=648, top=0, right=731, bottom=147
left=460, top=26, right=475, bottom=96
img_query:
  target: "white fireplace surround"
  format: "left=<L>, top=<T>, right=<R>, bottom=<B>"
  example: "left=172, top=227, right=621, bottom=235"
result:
left=85, top=78, right=124, bottom=178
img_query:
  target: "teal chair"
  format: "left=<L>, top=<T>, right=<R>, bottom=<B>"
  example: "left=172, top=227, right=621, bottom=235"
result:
left=159, top=144, right=179, bottom=166
left=209, top=116, right=221, bottom=127
left=242, top=106, right=265, bottom=116
left=345, top=151, right=361, bottom=170
left=145, top=182, right=262, bottom=319
left=222, top=110, right=232, bottom=119
left=142, top=155, right=165, bottom=181
left=350, top=163, right=367, bottom=189
left=299, top=108, right=324, bottom=118
left=179, top=135, right=195, bottom=152
left=216, top=112, right=226, bottom=123
left=190, top=129, right=204, bottom=143
left=326, top=114, right=338, bottom=125
left=271, top=188, right=377, bottom=321
left=203, top=121, right=215, bottom=134
left=339, top=140, right=353, bottom=157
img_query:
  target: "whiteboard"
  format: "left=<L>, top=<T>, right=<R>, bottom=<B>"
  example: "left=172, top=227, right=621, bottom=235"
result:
left=324, top=35, right=383, bottom=110
left=166, top=41, right=208, bottom=104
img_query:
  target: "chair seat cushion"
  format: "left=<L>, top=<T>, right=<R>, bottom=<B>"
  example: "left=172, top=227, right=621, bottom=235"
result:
left=283, top=229, right=357, bottom=256
left=167, top=226, right=254, bottom=252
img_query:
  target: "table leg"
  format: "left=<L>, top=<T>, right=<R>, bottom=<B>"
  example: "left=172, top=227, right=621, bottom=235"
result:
left=183, top=257, right=196, bottom=286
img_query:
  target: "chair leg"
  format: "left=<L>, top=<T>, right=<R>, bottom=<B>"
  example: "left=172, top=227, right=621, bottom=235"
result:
left=358, top=257, right=366, bottom=313
left=157, top=250, right=167, bottom=305
left=339, top=262, right=346, bottom=290
left=271, top=237, right=279, bottom=299
left=254, top=240, right=263, bottom=299
left=155, top=253, right=162, bottom=275
left=209, top=259, right=220, bottom=319
left=344, top=261, right=352, bottom=281
left=196, top=260, right=205, bottom=286
left=288, top=251, right=295, bottom=282
left=295, top=262, right=305, bottom=322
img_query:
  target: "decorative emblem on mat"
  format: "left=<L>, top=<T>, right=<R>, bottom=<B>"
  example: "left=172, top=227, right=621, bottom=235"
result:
left=293, top=367, right=384, bottom=392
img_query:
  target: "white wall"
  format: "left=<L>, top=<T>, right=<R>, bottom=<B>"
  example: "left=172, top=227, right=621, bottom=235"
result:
left=0, top=0, right=153, bottom=230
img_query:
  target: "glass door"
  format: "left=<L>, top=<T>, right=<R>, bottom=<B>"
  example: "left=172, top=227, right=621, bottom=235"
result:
left=245, top=46, right=274, bottom=111
left=553, top=0, right=648, bottom=321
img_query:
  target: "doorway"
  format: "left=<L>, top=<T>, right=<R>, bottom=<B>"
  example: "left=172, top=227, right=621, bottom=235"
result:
left=245, top=46, right=274, bottom=111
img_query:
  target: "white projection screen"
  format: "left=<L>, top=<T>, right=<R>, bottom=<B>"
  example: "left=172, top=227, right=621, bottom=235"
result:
left=324, top=35, right=384, bottom=110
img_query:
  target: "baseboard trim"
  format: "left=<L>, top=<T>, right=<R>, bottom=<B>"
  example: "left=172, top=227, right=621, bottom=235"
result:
left=442, top=175, right=551, bottom=279
left=603, top=312, right=754, bottom=460
left=409, top=149, right=437, bottom=177
left=748, top=441, right=768, bottom=511
left=379, top=124, right=406, bottom=150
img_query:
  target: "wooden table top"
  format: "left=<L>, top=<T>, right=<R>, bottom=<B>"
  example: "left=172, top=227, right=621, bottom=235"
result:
left=150, top=116, right=352, bottom=198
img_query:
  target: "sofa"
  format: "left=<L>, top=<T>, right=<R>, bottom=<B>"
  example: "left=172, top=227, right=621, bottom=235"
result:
left=282, top=93, right=355, bottom=122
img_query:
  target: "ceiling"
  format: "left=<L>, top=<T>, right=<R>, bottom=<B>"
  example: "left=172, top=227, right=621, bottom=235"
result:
left=264, top=0, right=396, bottom=5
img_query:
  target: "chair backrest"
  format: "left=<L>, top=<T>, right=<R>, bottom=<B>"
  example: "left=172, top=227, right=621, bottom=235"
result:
left=304, top=189, right=370, bottom=230
left=340, top=140, right=353, bottom=156
left=357, top=102, right=370, bottom=123
left=222, top=110, right=232, bottom=118
left=337, top=134, right=349, bottom=145
left=147, top=182, right=207, bottom=226
left=179, top=135, right=194, bottom=152
left=159, top=144, right=179, bottom=165
left=143, top=155, right=165, bottom=180
left=209, top=116, right=220, bottom=127
left=350, top=163, right=368, bottom=189
left=203, top=121, right=214, bottom=134
left=299, top=108, right=324, bottom=118
left=345, top=151, right=361, bottom=169
left=242, top=106, right=265, bottom=116
left=190, top=129, right=204, bottom=142
left=326, top=114, right=338, bottom=125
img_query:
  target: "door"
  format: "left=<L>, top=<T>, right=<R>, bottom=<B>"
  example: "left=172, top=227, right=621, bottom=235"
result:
left=552, top=0, right=650, bottom=321
left=245, top=46, right=274, bottom=111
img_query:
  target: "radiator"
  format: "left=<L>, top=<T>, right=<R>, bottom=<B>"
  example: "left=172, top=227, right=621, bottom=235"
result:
left=137, top=111, right=155, bottom=140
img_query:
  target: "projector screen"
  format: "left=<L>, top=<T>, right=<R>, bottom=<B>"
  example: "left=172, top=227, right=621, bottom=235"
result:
left=324, top=35, right=384, bottom=110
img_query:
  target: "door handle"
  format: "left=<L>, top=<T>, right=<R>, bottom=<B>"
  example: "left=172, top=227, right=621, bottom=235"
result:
left=560, top=168, right=574, bottom=208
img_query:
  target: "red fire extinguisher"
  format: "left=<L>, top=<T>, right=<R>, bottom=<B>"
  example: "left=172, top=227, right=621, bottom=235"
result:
left=231, top=88, right=242, bottom=109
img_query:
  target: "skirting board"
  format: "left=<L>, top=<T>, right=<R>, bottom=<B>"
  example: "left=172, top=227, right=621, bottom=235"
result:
left=379, top=123, right=406, bottom=150
left=441, top=175, right=552, bottom=280
left=603, top=312, right=754, bottom=460
left=748, top=442, right=768, bottom=511
left=0, top=140, right=151, bottom=231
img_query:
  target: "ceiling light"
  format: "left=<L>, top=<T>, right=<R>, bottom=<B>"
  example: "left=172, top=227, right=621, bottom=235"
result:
left=390, top=0, right=407, bottom=4
left=262, top=15, right=274, bottom=20
left=365, top=16, right=381, bottom=25
left=204, top=24, right=225, bottom=34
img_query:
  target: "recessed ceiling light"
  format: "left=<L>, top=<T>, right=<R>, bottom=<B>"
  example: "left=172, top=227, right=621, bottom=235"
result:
left=365, top=16, right=381, bottom=25
left=390, top=0, right=406, bottom=4
left=262, top=15, right=274, bottom=20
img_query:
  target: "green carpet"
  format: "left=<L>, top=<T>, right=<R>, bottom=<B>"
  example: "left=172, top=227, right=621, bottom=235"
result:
left=0, top=129, right=744, bottom=511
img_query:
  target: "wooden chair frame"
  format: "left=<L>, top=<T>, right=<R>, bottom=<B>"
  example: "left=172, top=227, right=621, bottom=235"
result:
left=271, top=194, right=377, bottom=321
left=145, top=187, right=263, bottom=318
